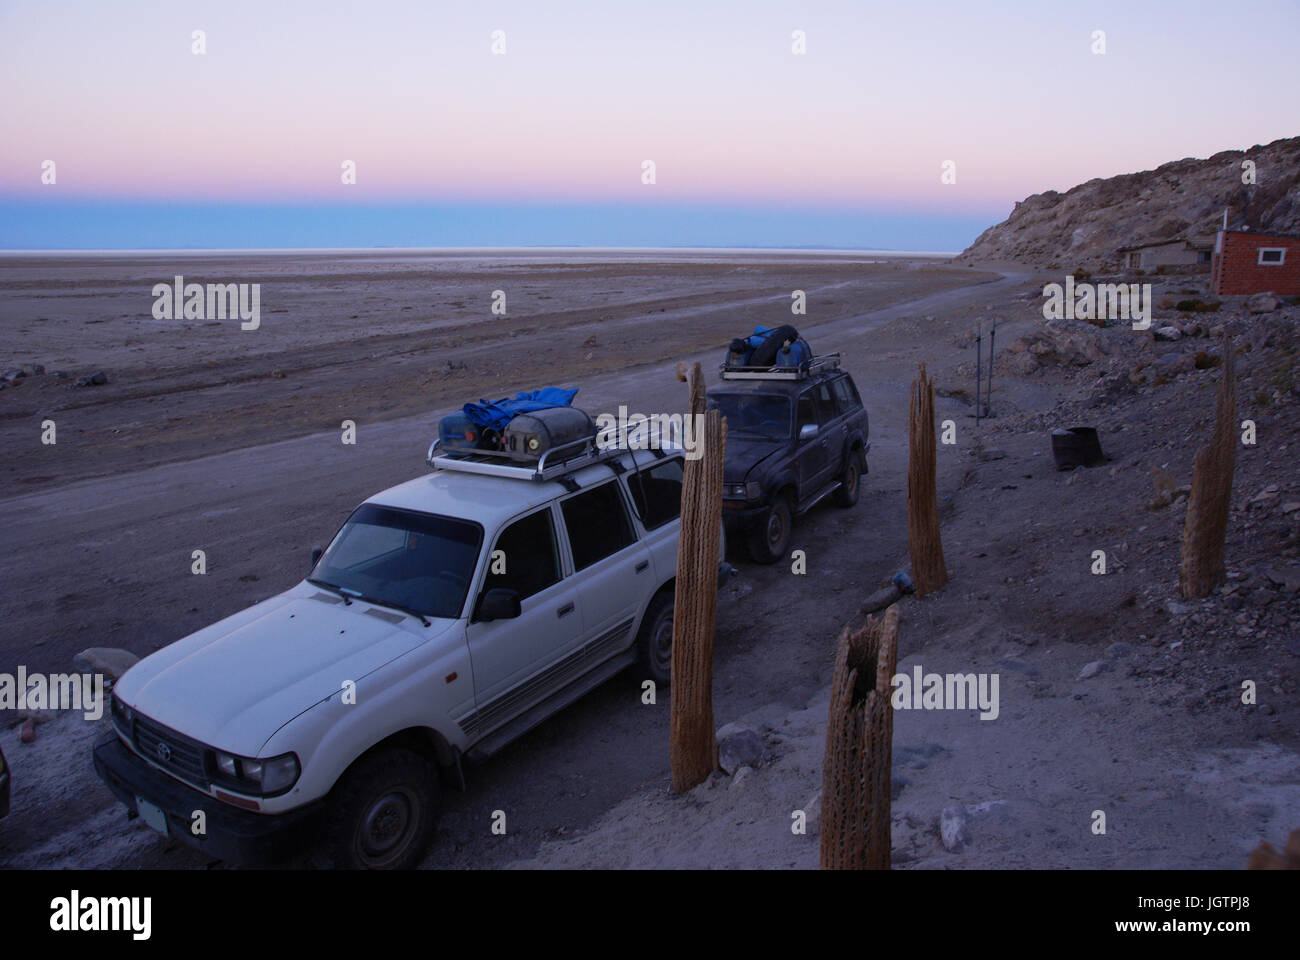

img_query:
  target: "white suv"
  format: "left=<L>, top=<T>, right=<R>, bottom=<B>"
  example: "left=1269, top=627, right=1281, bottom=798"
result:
left=95, top=438, right=719, bottom=869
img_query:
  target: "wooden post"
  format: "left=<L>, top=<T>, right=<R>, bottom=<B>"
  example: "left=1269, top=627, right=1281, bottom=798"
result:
left=820, top=605, right=900, bottom=869
left=908, top=363, right=948, bottom=596
left=1179, top=337, right=1236, bottom=598
left=669, top=362, right=726, bottom=793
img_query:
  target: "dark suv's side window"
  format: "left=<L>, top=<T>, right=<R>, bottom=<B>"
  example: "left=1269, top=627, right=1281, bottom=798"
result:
left=484, top=508, right=561, bottom=600
left=797, top=392, right=818, bottom=433
left=562, top=481, right=637, bottom=570
left=832, top=376, right=862, bottom=415
left=812, top=381, right=837, bottom=423
left=629, top=457, right=684, bottom=530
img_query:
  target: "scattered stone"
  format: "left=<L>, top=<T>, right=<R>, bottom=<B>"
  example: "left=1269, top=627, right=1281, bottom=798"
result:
left=1263, top=567, right=1300, bottom=592
left=582, top=335, right=598, bottom=348
left=20, top=717, right=36, bottom=744
left=976, top=448, right=1007, bottom=462
left=1105, top=642, right=1134, bottom=659
left=1165, top=600, right=1193, bottom=616
left=72, top=647, right=139, bottom=681
left=1153, top=326, right=1182, bottom=341
left=717, top=723, right=764, bottom=775
left=804, top=790, right=822, bottom=837
left=1282, top=502, right=1300, bottom=514
left=75, top=371, right=108, bottom=387
left=940, top=806, right=969, bottom=851
left=1246, top=292, right=1280, bottom=314
left=1078, top=660, right=1108, bottom=680
left=729, top=765, right=755, bottom=790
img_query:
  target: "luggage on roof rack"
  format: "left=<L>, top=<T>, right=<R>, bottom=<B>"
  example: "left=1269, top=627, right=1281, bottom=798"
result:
left=721, top=324, right=832, bottom=379
left=428, top=410, right=679, bottom=483
left=430, top=386, right=616, bottom=481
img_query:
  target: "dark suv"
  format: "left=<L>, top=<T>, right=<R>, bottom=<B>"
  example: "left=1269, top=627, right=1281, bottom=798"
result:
left=707, top=365, right=869, bottom=563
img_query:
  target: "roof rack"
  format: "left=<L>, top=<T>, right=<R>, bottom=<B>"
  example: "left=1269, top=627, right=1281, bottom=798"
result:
left=426, top=416, right=678, bottom=483
left=719, top=352, right=841, bottom=381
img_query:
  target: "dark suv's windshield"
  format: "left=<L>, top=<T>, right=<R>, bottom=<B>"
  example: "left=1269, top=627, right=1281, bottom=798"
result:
left=310, top=504, right=482, bottom=620
left=707, top=393, right=792, bottom=441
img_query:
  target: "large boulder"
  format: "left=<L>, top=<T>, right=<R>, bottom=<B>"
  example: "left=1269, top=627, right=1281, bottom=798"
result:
left=1247, top=292, right=1280, bottom=314
left=72, top=647, right=139, bottom=681
left=716, top=722, right=764, bottom=774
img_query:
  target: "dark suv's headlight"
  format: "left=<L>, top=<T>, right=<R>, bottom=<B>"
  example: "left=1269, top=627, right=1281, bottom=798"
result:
left=725, top=481, right=762, bottom=501
left=212, top=750, right=300, bottom=796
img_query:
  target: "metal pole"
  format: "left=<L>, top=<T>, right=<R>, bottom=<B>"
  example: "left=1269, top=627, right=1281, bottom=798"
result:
left=987, top=322, right=996, bottom=417
left=975, top=324, right=982, bottom=428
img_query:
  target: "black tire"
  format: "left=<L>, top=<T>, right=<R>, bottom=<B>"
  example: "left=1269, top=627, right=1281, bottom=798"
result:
left=747, top=494, right=792, bottom=564
left=635, top=590, right=675, bottom=686
left=325, top=748, right=439, bottom=870
left=833, top=449, right=863, bottom=507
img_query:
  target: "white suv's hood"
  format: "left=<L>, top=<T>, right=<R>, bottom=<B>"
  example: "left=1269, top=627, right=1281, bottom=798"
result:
left=114, top=583, right=451, bottom=757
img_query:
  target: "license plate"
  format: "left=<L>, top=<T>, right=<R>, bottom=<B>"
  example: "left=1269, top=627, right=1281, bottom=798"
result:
left=136, top=797, right=169, bottom=836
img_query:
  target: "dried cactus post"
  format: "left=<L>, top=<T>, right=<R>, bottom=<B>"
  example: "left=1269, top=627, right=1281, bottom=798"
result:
left=907, top=363, right=948, bottom=596
left=669, top=362, right=726, bottom=793
left=820, top=604, right=900, bottom=869
left=1179, top=337, right=1236, bottom=598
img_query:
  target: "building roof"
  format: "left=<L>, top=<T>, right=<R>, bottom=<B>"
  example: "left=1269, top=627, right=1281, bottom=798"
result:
left=1116, top=236, right=1215, bottom=253
left=1221, top=229, right=1300, bottom=243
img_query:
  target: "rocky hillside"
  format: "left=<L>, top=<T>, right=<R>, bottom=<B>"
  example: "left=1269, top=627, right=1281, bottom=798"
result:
left=962, top=136, right=1300, bottom=270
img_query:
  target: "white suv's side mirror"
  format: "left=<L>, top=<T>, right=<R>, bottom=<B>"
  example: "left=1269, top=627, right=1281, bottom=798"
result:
left=799, top=423, right=819, bottom=440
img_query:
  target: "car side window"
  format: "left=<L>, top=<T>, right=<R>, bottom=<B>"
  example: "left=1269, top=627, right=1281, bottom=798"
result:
left=562, top=481, right=637, bottom=570
left=484, top=508, right=561, bottom=600
left=628, top=457, right=684, bottom=530
left=797, top=392, right=818, bottom=432
left=813, top=382, right=837, bottom=423
left=832, top=376, right=861, bottom=414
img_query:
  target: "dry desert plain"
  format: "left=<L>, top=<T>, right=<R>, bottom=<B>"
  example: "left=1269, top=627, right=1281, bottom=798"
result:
left=0, top=250, right=1296, bottom=869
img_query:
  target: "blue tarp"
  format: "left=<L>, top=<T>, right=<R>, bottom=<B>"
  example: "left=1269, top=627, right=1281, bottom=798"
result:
left=462, top=387, right=579, bottom=432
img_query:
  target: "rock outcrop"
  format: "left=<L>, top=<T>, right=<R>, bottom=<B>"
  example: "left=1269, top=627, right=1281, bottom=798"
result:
left=961, top=136, right=1300, bottom=269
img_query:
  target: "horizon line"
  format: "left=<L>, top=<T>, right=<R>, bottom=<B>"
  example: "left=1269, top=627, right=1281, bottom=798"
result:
left=0, top=244, right=963, bottom=258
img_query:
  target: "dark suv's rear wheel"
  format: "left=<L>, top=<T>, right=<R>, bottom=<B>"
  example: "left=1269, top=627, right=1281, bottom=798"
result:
left=326, top=748, right=438, bottom=870
left=747, top=495, right=792, bottom=564
left=833, top=449, right=864, bottom=507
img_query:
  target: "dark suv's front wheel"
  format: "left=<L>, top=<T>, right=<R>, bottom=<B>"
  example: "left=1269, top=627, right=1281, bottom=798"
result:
left=747, top=495, right=792, bottom=564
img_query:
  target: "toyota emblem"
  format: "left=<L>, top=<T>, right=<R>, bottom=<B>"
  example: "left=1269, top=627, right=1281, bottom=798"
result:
left=156, top=742, right=172, bottom=762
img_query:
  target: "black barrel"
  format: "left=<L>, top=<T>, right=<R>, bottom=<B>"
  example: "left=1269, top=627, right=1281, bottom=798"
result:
left=1051, top=427, right=1104, bottom=470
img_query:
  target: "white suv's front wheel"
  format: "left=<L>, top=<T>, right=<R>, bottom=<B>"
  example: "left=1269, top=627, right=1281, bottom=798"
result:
left=327, top=749, right=439, bottom=869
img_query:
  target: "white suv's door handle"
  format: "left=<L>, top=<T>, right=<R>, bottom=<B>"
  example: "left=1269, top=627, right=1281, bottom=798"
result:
left=557, top=602, right=575, bottom=618
left=635, top=560, right=649, bottom=573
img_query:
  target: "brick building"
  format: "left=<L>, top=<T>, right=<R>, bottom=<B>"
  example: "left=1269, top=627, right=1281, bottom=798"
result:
left=1210, top=229, right=1300, bottom=295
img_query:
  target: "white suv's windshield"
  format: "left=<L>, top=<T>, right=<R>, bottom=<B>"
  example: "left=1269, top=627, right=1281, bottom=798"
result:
left=310, top=504, right=482, bottom=620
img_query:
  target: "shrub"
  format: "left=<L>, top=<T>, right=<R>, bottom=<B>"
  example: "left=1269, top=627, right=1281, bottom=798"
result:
left=1175, top=298, right=1221, bottom=313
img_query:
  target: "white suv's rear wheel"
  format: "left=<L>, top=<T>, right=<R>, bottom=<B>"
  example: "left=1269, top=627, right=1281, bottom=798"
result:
left=635, top=591, right=675, bottom=686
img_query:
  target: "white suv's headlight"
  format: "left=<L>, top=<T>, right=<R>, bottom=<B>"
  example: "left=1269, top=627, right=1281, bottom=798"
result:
left=258, top=755, right=300, bottom=793
left=213, top=750, right=300, bottom=795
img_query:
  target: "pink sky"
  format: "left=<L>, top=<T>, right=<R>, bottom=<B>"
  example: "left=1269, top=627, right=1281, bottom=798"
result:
left=2, top=0, right=1296, bottom=217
